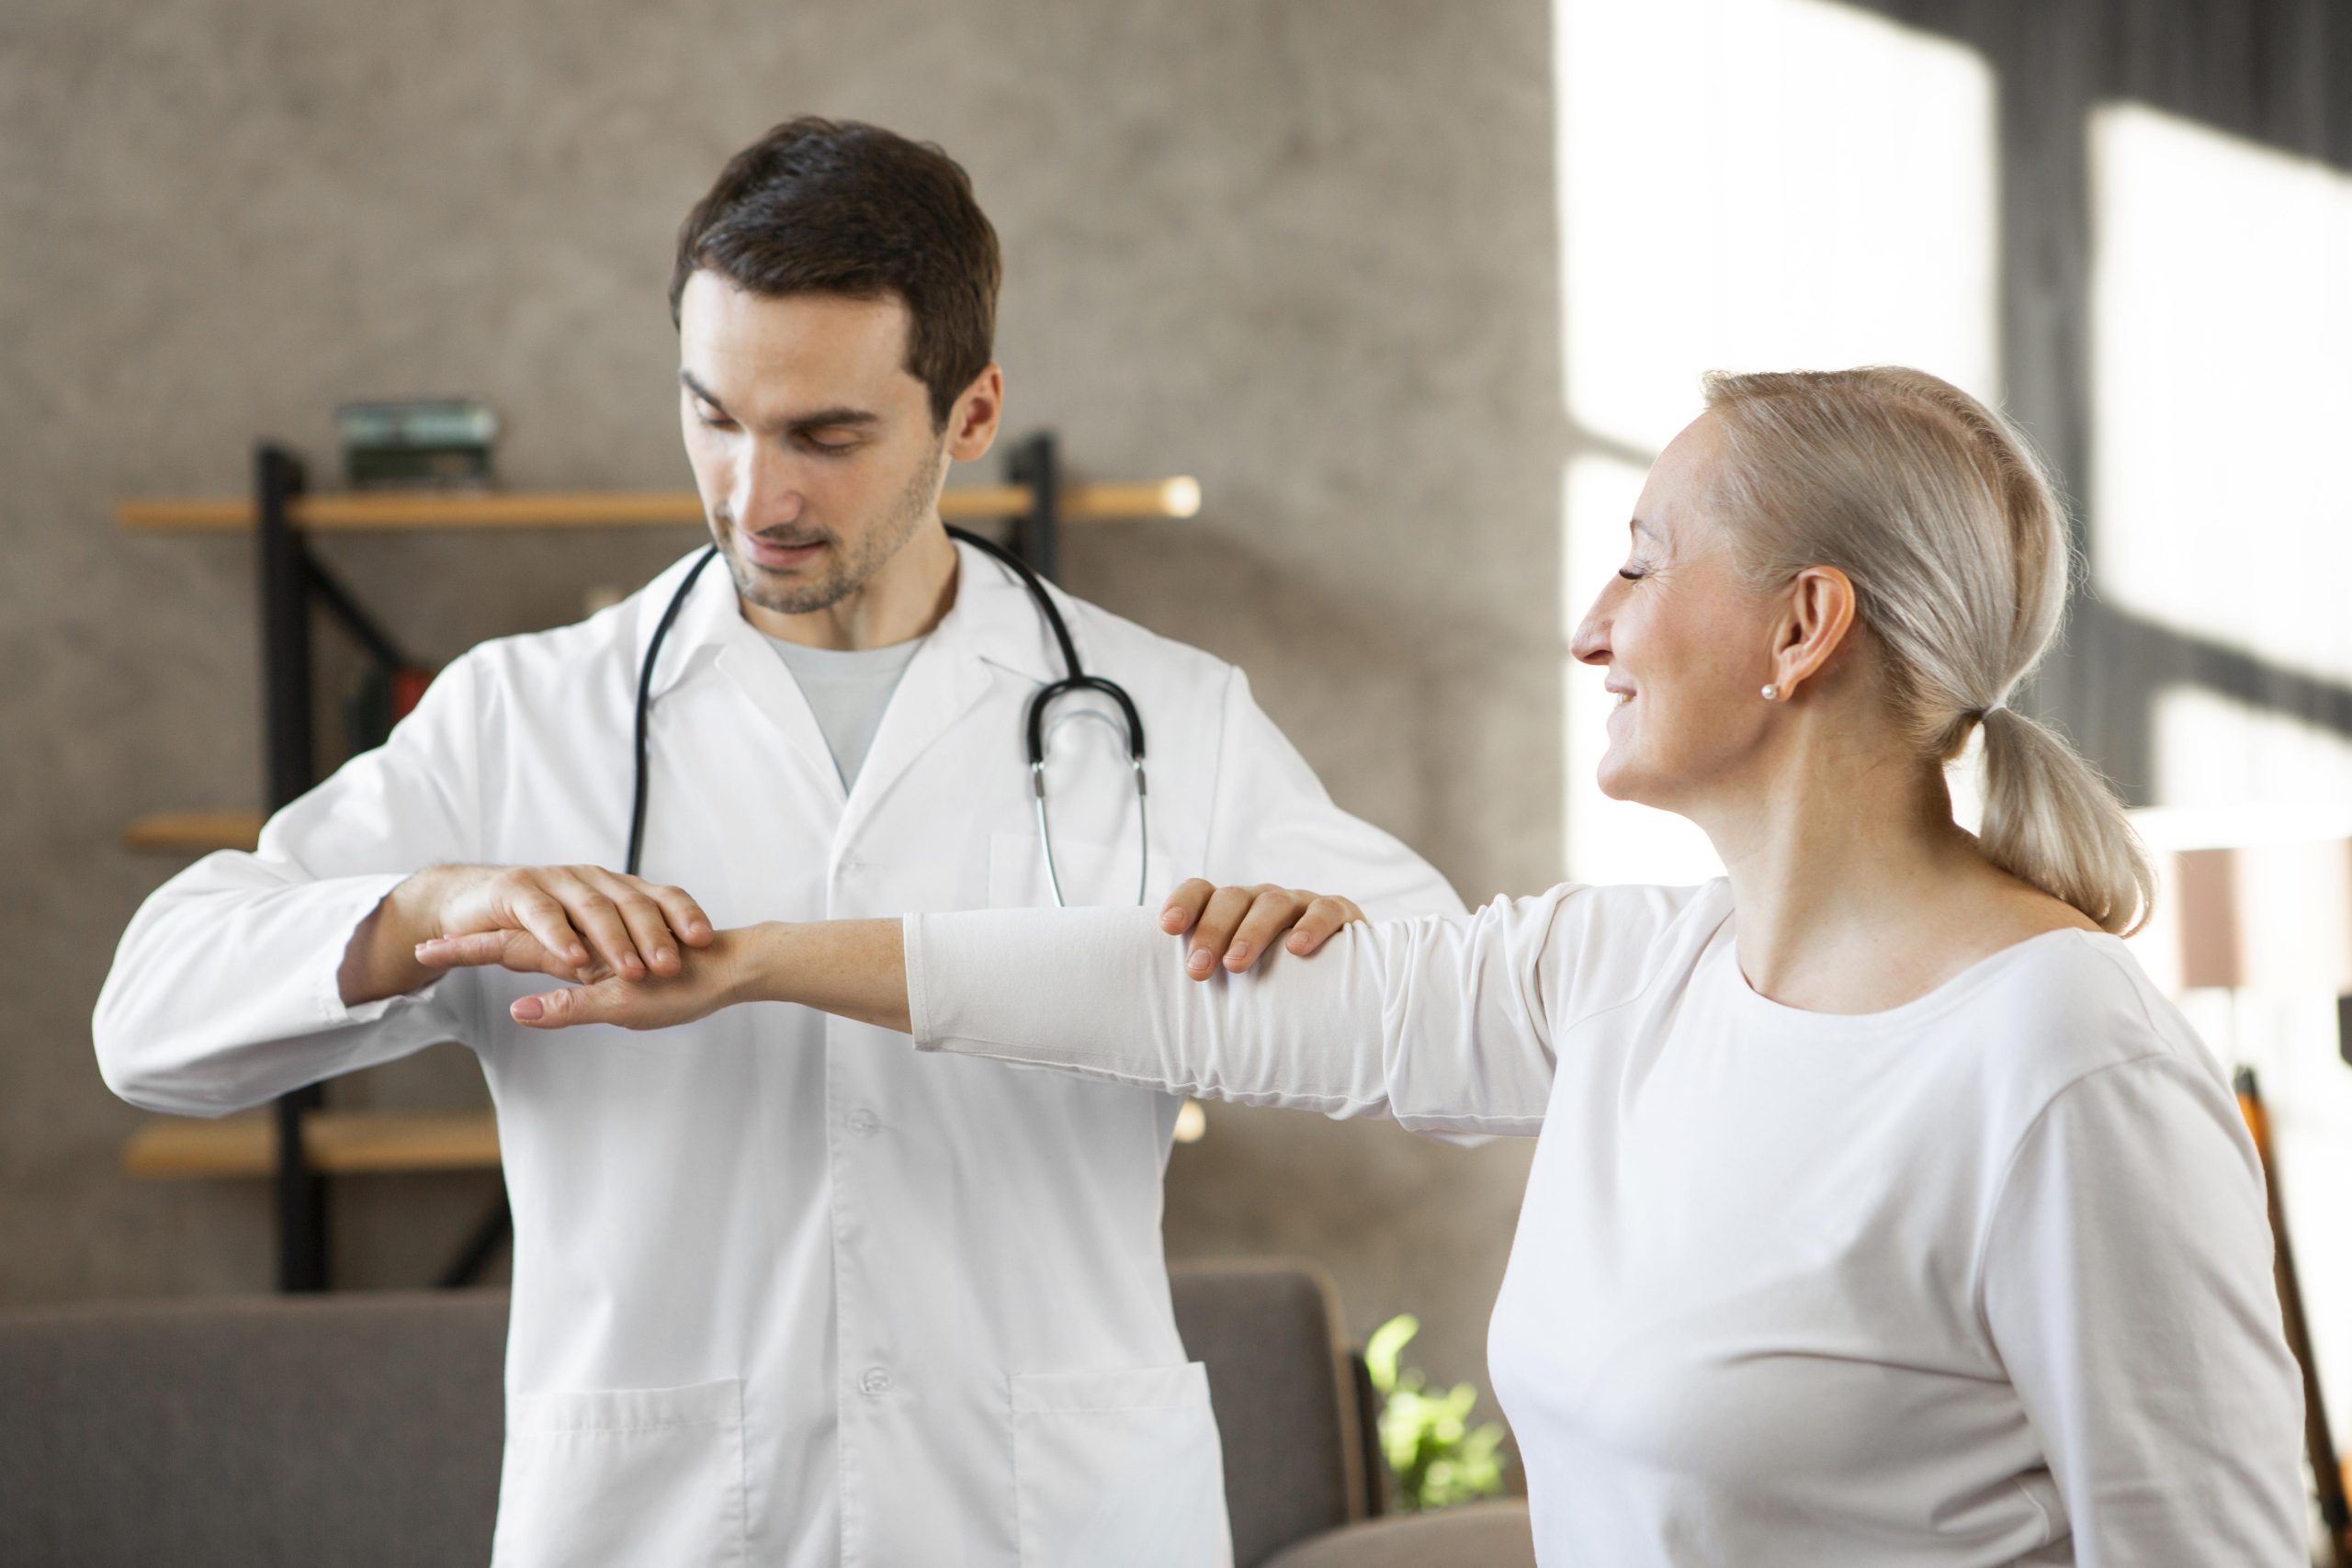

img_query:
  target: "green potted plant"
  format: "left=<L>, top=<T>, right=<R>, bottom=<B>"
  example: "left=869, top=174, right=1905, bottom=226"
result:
left=1363, top=1313, right=1510, bottom=1511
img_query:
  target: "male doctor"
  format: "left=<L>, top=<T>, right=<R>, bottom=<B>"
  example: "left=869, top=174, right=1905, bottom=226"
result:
left=95, top=117, right=1463, bottom=1566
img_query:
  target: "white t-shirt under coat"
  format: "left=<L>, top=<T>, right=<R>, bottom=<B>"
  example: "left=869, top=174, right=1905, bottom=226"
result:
left=903, top=878, right=2307, bottom=1566
left=763, top=632, right=926, bottom=788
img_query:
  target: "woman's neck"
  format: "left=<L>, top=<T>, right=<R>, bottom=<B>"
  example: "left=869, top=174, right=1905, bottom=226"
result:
left=1694, top=723, right=2051, bottom=1014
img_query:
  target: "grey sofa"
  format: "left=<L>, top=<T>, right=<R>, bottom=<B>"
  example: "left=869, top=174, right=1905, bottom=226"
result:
left=0, top=1260, right=1532, bottom=1567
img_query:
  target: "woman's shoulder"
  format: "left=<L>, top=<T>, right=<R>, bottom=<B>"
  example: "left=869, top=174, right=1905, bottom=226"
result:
left=1513, top=876, right=1732, bottom=953
left=1947, top=926, right=2231, bottom=1116
left=1466, top=877, right=1732, bottom=1027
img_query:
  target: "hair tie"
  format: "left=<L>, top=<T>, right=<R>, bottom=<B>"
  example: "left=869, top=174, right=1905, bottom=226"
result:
left=1976, top=701, right=2010, bottom=723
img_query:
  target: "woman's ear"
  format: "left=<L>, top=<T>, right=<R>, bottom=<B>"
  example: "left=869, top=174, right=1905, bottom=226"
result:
left=1766, top=565, right=1857, bottom=700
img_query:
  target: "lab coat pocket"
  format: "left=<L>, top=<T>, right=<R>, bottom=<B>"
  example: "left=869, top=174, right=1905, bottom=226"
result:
left=491, top=1377, right=747, bottom=1568
left=1010, top=1361, right=1233, bottom=1568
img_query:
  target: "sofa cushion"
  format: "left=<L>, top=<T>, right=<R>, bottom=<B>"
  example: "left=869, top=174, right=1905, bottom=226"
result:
left=1260, top=1501, right=1538, bottom=1568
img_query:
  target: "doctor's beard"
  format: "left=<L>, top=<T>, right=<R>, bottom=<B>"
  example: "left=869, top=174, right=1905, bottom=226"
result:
left=713, top=434, right=949, bottom=616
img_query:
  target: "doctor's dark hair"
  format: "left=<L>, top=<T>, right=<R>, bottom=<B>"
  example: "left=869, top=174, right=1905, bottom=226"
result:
left=669, top=117, right=1001, bottom=430
left=1701, top=367, right=2156, bottom=936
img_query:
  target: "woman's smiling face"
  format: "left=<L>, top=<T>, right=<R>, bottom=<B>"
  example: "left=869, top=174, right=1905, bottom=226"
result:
left=1570, top=413, right=1789, bottom=813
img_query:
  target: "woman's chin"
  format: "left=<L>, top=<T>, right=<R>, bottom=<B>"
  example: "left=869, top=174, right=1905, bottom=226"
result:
left=1593, top=752, right=1641, bottom=803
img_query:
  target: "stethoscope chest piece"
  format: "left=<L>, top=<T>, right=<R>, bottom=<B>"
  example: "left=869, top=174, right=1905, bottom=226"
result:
left=1026, top=675, right=1149, bottom=908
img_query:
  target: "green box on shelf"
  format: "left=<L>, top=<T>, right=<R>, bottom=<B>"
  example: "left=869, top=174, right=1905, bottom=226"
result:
left=337, top=399, right=500, bottom=490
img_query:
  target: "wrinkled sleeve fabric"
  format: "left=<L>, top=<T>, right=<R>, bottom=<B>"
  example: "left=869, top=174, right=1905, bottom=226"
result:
left=93, top=652, right=488, bottom=1116
left=906, top=887, right=1588, bottom=1135
left=1196, top=666, right=1465, bottom=923
left=1979, top=1052, right=2308, bottom=1565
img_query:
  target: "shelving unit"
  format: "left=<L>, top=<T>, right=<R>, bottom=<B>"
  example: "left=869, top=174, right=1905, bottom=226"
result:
left=115, top=476, right=1200, bottom=534
left=118, top=433, right=1200, bottom=1291
left=125, top=1110, right=499, bottom=1179
left=121, top=810, right=262, bottom=854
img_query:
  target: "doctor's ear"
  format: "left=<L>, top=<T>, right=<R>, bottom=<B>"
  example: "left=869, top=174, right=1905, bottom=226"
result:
left=943, top=365, right=1002, bottom=463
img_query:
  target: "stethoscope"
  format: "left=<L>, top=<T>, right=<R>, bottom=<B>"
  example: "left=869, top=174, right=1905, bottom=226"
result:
left=625, top=528, right=1148, bottom=908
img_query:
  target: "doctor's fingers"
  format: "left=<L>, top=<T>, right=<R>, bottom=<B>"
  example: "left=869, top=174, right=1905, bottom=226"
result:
left=1281, top=895, right=1365, bottom=957
left=1159, top=878, right=1219, bottom=937
left=643, top=880, right=716, bottom=948
left=1183, top=884, right=1279, bottom=977
left=590, top=871, right=690, bottom=977
left=559, top=868, right=714, bottom=975
left=483, top=875, right=596, bottom=976
left=526, top=868, right=673, bottom=981
left=1227, top=887, right=1361, bottom=971
left=415, top=928, right=609, bottom=983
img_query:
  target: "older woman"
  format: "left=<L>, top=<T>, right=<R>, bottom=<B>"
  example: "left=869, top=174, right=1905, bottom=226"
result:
left=424, top=367, right=2304, bottom=1564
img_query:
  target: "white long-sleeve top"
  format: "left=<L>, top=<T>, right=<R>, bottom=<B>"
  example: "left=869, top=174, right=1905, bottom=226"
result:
left=905, top=878, right=2309, bottom=1566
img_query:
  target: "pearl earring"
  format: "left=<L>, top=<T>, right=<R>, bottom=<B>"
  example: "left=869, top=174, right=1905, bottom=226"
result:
left=1760, top=683, right=1780, bottom=702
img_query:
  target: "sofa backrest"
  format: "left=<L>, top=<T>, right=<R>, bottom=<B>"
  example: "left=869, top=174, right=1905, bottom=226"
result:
left=1173, top=1259, right=1370, bottom=1563
left=0, top=1288, right=506, bottom=1568
left=0, top=1259, right=1363, bottom=1567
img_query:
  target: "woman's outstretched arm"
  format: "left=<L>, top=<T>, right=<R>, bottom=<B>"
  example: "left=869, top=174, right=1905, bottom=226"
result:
left=424, top=891, right=1580, bottom=1132
left=900, top=903, right=1558, bottom=1131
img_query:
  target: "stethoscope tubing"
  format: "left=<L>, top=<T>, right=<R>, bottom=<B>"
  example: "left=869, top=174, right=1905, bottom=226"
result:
left=628, top=529, right=1148, bottom=906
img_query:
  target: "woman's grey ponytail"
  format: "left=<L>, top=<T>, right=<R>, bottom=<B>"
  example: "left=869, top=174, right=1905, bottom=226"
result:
left=1702, top=367, right=2154, bottom=935
left=1974, top=706, right=2154, bottom=935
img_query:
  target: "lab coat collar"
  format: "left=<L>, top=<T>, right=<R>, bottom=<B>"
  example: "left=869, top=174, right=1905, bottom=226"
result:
left=628, top=546, right=741, bottom=705
left=628, top=536, right=1070, bottom=705
left=939, top=537, right=1073, bottom=685
left=627, top=538, right=1072, bottom=826
left=833, top=540, right=1075, bottom=828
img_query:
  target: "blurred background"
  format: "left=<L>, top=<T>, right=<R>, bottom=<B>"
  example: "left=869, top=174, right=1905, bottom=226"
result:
left=5, top=0, right=2349, bottom=1503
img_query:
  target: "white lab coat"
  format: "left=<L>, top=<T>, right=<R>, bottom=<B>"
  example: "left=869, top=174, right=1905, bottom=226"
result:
left=94, top=540, right=1464, bottom=1568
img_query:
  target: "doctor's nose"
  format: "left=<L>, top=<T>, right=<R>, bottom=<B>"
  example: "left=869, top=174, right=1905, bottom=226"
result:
left=731, top=443, right=808, bottom=531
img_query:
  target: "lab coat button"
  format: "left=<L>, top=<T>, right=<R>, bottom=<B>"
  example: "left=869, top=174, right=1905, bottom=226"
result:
left=846, top=1108, right=880, bottom=1136
left=858, top=1365, right=893, bottom=1397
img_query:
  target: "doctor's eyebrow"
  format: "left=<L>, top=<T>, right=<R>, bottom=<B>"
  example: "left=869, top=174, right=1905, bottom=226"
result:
left=678, top=370, right=881, bottom=434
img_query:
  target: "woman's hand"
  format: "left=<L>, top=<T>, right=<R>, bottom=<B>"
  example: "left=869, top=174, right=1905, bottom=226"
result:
left=1157, top=880, right=1366, bottom=979
left=416, top=926, right=755, bottom=1032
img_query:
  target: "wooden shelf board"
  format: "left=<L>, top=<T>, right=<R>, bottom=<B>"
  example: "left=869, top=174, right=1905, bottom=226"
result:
left=116, top=479, right=1198, bottom=533
left=123, top=1109, right=500, bottom=1179
left=123, top=810, right=264, bottom=853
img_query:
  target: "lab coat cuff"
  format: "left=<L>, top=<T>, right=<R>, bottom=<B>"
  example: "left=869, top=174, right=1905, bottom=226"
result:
left=311, top=872, right=453, bottom=1027
left=900, top=913, right=937, bottom=1049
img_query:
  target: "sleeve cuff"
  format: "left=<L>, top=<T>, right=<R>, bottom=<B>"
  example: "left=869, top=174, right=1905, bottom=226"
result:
left=306, top=872, right=453, bottom=1028
left=900, top=912, right=936, bottom=1048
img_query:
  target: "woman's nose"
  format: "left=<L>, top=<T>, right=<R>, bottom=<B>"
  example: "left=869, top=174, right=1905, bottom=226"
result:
left=1569, top=604, right=1611, bottom=668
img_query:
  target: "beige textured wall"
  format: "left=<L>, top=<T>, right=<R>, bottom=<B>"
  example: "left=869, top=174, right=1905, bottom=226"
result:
left=0, top=0, right=1563, bottom=1418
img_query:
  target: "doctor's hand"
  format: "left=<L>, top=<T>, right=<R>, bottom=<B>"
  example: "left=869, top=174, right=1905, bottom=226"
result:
left=402, top=863, right=715, bottom=985
left=1158, top=879, right=1365, bottom=979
